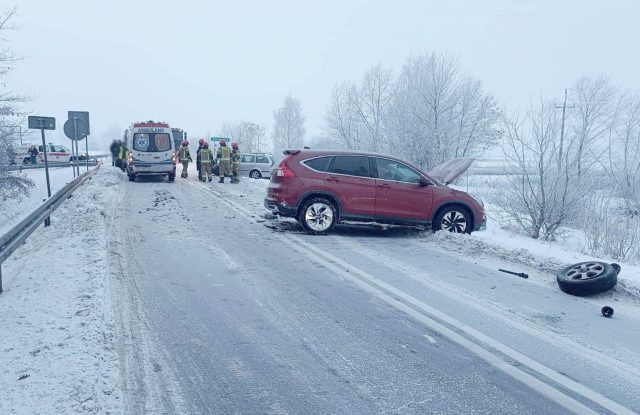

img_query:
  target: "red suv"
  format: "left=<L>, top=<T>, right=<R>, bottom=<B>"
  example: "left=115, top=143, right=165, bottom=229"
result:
left=265, top=150, right=486, bottom=235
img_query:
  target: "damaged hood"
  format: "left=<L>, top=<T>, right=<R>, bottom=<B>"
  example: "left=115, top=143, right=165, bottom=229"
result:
left=426, top=157, right=474, bottom=185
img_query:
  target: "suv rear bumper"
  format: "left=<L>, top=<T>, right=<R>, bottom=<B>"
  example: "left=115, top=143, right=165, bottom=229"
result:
left=264, top=197, right=297, bottom=217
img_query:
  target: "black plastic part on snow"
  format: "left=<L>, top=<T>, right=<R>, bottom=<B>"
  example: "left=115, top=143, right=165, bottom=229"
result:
left=601, top=306, right=614, bottom=318
left=498, top=268, right=529, bottom=279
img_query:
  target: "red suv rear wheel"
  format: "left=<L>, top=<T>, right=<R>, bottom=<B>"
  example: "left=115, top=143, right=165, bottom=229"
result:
left=298, top=197, right=338, bottom=235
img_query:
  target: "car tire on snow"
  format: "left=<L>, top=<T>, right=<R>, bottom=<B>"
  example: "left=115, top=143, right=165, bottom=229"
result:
left=250, top=169, right=262, bottom=179
left=433, top=206, right=472, bottom=234
left=298, top=197, right=337, bottom=235
left=556, top=261, right=618, bottom=296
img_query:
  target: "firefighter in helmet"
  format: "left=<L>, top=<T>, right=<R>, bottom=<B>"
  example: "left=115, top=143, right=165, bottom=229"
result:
left=178, top=140, right=192, bottom=178
left=196, top=138, right=205, bottom=181
left=200, top=142, right=214, bottom=182
left=230, top=142, right=241, bottom=183
left=216, top=139, right=231, bottom=183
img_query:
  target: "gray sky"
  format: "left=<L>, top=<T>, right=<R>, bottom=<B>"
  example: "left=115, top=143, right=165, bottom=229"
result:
left=9, top=0, right=640, bottom=149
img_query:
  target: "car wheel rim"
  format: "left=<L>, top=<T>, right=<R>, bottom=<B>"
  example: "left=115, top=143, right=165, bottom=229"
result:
left=251, top=171, right=260, bottom=179
left=441, top=211, right=467, bottom=233
left=565, top=263, right=605, bottom=280
left=305, top=203, right=333, bottom=232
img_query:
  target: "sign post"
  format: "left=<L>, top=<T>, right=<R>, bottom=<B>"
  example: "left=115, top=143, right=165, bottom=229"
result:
left=68, top=111, right=90, bottom=172
left=64, top=114, right=90, bottom=175
left=27, top=116, right=56, bottom=226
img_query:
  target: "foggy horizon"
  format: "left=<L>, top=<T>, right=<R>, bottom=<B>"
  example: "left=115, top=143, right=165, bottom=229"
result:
left=9, top=0, right=640, bottom=150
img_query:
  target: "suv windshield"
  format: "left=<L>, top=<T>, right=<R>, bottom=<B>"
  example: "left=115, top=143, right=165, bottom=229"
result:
left=133, top=133, right=172, bottom=152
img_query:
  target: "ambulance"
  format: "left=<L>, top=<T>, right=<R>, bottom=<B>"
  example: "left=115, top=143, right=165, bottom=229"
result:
left=125, top=121, right=177, bottom=182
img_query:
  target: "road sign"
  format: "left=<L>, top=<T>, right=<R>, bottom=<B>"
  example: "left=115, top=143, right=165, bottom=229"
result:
left=27, top=116, right=56, bottom=130
left=210, top=137, right=231, bottom=141
left=68, top=111, right=90, bottom=134
left=63, top=118, right=89, bottom=141
left=27, top=116, right=55, bottom=223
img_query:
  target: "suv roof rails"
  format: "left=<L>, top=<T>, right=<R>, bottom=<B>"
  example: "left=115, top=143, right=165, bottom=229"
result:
left=282, top=149, right=301, bottom=155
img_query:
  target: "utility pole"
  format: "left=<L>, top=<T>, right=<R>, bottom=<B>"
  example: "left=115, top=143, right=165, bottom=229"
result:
left=555, top=88, right=575, bottom=171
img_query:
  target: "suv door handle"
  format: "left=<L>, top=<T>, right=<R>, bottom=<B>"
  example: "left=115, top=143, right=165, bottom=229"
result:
left=377, top=183, right=391, bottom=188
left=326, top=177, right=340, bottom=182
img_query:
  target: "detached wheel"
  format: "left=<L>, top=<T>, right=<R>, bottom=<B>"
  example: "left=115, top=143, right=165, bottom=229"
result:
left=556, top=261, right=618, bottom=296
left=433, top=206, right=472, bottom=234
left=298, top=197, right=337, bottom=235
left=250, top=169, right=262, bottom=179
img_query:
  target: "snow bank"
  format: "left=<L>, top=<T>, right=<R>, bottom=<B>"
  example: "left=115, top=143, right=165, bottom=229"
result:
left=0, top=166, right=77, bottom=235
left=0, top=168, right=122, bottom=414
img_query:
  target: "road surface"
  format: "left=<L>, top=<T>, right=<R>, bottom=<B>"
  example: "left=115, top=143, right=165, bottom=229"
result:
left=106, top=168, right=640, bottom=415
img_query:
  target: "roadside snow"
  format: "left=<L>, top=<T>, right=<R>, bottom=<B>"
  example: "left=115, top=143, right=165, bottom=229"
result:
left=0, top=168, right=122, bottom=414
left=0, top=166, right=77, bottom=235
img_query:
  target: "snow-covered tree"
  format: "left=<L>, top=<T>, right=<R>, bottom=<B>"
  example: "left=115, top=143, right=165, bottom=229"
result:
left=0, top=7, right=33, bottom=207
left=272, top=94, right=305, bottom=153
left=220, top=121, right=267, bottom=153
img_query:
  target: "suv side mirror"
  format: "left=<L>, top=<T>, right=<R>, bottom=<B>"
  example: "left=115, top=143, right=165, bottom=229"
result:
left=419, top=177, right=432, bottom=186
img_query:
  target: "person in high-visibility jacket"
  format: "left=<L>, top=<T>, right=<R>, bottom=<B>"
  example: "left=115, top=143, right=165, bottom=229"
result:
left=178, top=140, right=192, bottom=178
left=117, top=140, right=127, bottom=172
left=230, top=142, right=241, bottom=183
left=200, top=142, right=214, bottom=182
left=216, top=139, right=231, bottom=183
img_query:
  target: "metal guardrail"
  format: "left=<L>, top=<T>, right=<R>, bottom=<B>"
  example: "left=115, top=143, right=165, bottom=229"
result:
left=0, top=163, right=102, bottom=293
left=5, top=160, right=100, bottom=172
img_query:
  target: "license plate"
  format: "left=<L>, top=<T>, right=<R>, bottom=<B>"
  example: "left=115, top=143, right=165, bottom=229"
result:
left=137, top=164, right=151, bottom=167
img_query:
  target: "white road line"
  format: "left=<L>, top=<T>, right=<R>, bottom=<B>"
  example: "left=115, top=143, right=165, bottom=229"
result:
left=189, top=180, right=637, bottom=415
left=286, top=234, right=637, bottom=415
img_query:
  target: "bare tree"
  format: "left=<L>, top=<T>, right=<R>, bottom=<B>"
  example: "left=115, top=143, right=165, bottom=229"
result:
left=394, top=53, right=500, bottom=169
left=320, top=82, right=362, bottom=150
left=272, top=94, right=305, bottom=153
left=496, top=99, right=588, bottom=240
left=220, top=121, right=267, bottom=153
left=352, top=64, right=393, bottom=152
left=0, top=7, right=33, bottom=207
left=569, top=76, right=616, bottom=177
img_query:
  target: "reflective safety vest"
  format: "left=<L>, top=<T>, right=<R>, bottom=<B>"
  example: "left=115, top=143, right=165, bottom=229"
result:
left=217, top=146, right=231, bottom=161
left=179, top=146, right=190, bottom=162
left=118, top=145, right=126, bottom=159
left=200, top=148, right=212, bottom=164
left=231, top=149, right=241, bottom=165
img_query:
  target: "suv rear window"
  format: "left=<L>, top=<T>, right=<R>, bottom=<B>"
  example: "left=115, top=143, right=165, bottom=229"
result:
left=303, top=156, right=332, bottom=172
left=133, top=133, right=172, bottom=152
left=329, top=156, right=371, bottom=177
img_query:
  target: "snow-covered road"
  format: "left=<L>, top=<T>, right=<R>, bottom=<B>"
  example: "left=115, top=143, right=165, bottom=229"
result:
left=105, top=165, right=640, bottom=414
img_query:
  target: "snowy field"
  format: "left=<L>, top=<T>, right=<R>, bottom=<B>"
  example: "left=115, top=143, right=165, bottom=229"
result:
left=0, top=165, right=79, bottom=235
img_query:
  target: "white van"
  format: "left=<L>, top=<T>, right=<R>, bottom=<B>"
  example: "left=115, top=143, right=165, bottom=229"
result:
left=125, top=121, right=177, bottom=182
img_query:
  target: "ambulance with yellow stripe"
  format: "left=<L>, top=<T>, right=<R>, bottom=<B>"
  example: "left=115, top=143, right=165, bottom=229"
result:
left=125, top=121, right=177, bottom=182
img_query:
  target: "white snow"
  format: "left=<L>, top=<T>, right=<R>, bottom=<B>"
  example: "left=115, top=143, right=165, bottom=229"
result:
left=0, top=167, right=122, bottom=414
left=0, top=166, right=78, bottom=235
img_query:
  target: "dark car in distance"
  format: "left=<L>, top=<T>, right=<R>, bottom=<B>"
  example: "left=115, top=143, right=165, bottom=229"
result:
left=265, top=150, right=486, bottom=235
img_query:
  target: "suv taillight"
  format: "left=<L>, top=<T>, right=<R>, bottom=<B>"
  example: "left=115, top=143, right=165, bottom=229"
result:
left=276, top=157, right=295, bottom=177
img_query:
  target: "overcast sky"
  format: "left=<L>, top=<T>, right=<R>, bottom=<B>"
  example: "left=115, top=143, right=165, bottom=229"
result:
left=8, top=0, right=640, bottom=148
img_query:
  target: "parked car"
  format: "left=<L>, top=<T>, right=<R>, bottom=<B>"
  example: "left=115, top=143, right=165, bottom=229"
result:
left=213, top=153, right=274, bottom=179
left=264, top=150, right=485, bottom=235
left=16, top=143, right=72, bottom=165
